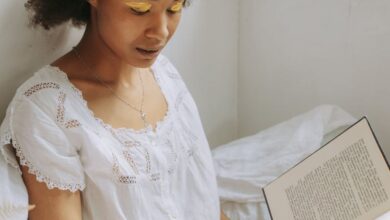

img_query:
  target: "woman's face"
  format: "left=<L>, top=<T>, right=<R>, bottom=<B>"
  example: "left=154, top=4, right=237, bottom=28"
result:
left=89, top=0, right=184, bottom=67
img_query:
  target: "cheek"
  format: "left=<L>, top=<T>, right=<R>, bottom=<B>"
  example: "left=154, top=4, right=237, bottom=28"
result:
left=96, top=8, right=141, bottom=45
left=167, top=16, right=182, bottom=38
left=94, top=15, right=145, bottom=63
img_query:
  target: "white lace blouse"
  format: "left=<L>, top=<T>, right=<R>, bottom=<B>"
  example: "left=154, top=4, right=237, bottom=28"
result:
left=0, top=54, right=220, bottom=220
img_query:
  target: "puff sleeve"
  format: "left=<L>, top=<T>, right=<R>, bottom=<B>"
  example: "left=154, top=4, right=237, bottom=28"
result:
left=1, top=92, right=85, bottom=192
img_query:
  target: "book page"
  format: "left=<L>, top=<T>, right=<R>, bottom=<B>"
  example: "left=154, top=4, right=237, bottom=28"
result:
left=263, top=118, right=390, bottom=220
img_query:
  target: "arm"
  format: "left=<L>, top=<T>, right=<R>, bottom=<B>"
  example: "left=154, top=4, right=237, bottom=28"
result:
left=19, top=164, right=82, bottom=220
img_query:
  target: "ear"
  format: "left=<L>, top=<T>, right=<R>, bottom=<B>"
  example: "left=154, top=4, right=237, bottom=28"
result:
left=88, top=0, right=98, bottom=8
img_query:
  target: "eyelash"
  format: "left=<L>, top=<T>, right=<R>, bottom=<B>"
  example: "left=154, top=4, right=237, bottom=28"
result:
left=130, top=9, right=147, bottom=15
left=130, top=8, right=181, bottom=16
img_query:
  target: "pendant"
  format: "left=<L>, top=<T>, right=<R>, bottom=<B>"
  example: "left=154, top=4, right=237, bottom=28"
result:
left=141, top=111, right=147, bottom=120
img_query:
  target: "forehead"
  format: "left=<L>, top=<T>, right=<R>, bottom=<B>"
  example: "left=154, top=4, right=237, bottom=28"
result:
left=121, top=0, right=184, bottom=6
left=124, top=0, right=182, bottom=2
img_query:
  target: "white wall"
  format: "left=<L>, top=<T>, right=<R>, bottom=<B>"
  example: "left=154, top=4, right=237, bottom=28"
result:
left=0, top=0, right=239, bottom=148
left=164, top=0, right=239, bottom=148
left=0, top=0, right=83, bottom=119
left=238, top=0, right=390, bottom=159
left=4, top=0, right=387, bottom=158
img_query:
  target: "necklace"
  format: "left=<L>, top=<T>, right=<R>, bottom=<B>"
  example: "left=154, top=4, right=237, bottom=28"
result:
left=72, top=46, right=150, bottom=128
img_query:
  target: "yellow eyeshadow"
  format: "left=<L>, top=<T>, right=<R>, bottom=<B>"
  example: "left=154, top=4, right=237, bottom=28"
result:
left=170, top=2, right=183, bottom=12
left=125, top=2, right=152, bottom=12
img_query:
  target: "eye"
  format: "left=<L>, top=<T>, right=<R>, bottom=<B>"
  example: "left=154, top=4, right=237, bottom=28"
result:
left=130, top=8, right=150, bottom=15
left=125, top=2, right=152, bottom=14
left=167, top=1, right=184, bottom=14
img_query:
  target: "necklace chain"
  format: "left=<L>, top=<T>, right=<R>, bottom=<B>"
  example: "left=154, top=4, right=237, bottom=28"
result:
left=72, top=46, right=150, bottom=127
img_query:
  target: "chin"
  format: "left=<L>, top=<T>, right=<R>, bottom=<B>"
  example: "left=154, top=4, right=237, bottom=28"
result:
left=130, top=56, right=157, bottom=68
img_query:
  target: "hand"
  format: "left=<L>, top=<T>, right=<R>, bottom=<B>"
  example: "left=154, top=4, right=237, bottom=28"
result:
left=28, top=204, right=36, bottom=211
left=221, top=210, right=229, bottom=220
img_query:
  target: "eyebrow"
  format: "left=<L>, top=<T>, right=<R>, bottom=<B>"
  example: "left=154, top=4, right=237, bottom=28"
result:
left=148, top=0, right=181, bottom=1
left=124, top=0, right=184, bottom=4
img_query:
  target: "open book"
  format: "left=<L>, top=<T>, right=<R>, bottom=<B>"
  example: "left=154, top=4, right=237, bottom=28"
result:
left=263, top=117, right=390, bottom=220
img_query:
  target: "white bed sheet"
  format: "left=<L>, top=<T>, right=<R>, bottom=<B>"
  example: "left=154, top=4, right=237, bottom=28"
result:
left=212, top=105, right=357, bottom=220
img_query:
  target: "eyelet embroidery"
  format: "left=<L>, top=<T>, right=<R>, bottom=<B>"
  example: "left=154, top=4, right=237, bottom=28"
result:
left=173, top=89, right=199, bottom=152
left=56, top=91, right=81, bottom=129
left=166, top=70, right=182, bottom=80
left=164, top=138, right=179, bottom=175
left=177, top=118, right=199, bottom=159
left=119, top=176, right=137, bottom=184
left=122, top=150, right=140, bottom=175
left=123, top=140, right=142, bottom=148
left=24, top=82, right=60, bottom=97
left=133, top=146, right=152, bottom=174
left=65, top=120, right=81, bottom=129
left=175, top=90, right=188, bottom=111
left=182, top=122, right=198, bottom=144
left=12, top=82, right=85, bottom=191
left=169, top=75, right=199, bottom=159
left=144, top=148, right=151, bottom=174
left=187, top=148, right=195, bottom=157
left=161, top=58, right=183, bottom=80
left=159, top=57, right=170, bottom=66
left=150, top=173, right=160, bottom=181
left=57, top=92, right=66, bottom=123
left=17, top=69, right=203, bottom=189
left=111, top=128, right=153, bottom=176
left=115, top=148, right=157, bottom=183
left=113, top=154, right=137, bottom=184
left=23, top=83, right=81, bottom=129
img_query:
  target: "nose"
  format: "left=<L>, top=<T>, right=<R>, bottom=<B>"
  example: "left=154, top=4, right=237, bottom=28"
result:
left=145, top=13, right=170, bottom=43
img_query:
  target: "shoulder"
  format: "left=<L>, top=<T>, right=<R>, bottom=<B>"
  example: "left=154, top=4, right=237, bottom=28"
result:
left=0, top=66, right=86, bottom=192
left=1, top=65, right=82, bottom=135
left=155, top=54, right=184, bottom=81
left=155, top=55, right=203, bottom=124
left=15, top=65, right=66, bottom=96
left=10, top=65, right=70, bottom=114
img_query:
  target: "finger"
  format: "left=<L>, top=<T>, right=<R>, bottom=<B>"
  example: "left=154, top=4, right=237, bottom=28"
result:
left=28, top=204, right=36, bottom=211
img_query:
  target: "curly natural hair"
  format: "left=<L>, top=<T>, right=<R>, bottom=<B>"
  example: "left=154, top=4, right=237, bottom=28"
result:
left=25, top=0, right=192, bottom=31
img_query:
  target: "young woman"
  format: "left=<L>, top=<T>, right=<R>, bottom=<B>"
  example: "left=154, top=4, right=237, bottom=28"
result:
left=0, top=0, right=229, bottom=219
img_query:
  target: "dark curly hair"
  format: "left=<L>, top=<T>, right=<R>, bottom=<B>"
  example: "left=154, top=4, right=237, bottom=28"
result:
left=25, top=0, right=192, bottom=30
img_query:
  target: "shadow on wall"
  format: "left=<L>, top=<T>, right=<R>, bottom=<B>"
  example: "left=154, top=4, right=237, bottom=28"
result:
left=0, top=0, right=83, bottom=119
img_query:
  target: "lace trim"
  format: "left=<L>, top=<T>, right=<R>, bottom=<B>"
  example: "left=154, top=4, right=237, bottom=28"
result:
left=43, top=61, right=195, bottom=180
left=109, top=89, right=196, bottom=177
left=11, top=137, right=85, bottom=192
left=47, top=64, right=173, bottom=136
left=0, top=131, right=20, bottom=170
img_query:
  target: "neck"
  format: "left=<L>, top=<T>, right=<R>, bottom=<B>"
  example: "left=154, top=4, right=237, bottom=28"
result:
left=73, top=23, right=143, bottom=86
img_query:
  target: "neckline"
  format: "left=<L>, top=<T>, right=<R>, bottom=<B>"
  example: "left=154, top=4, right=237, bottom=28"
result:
left=45, top=58, right=173, bottom=137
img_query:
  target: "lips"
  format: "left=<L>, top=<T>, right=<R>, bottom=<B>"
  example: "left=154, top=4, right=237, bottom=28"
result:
left=136, top=47, right=161, bottom=57
left=137, top=48, right=159, bottom=52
